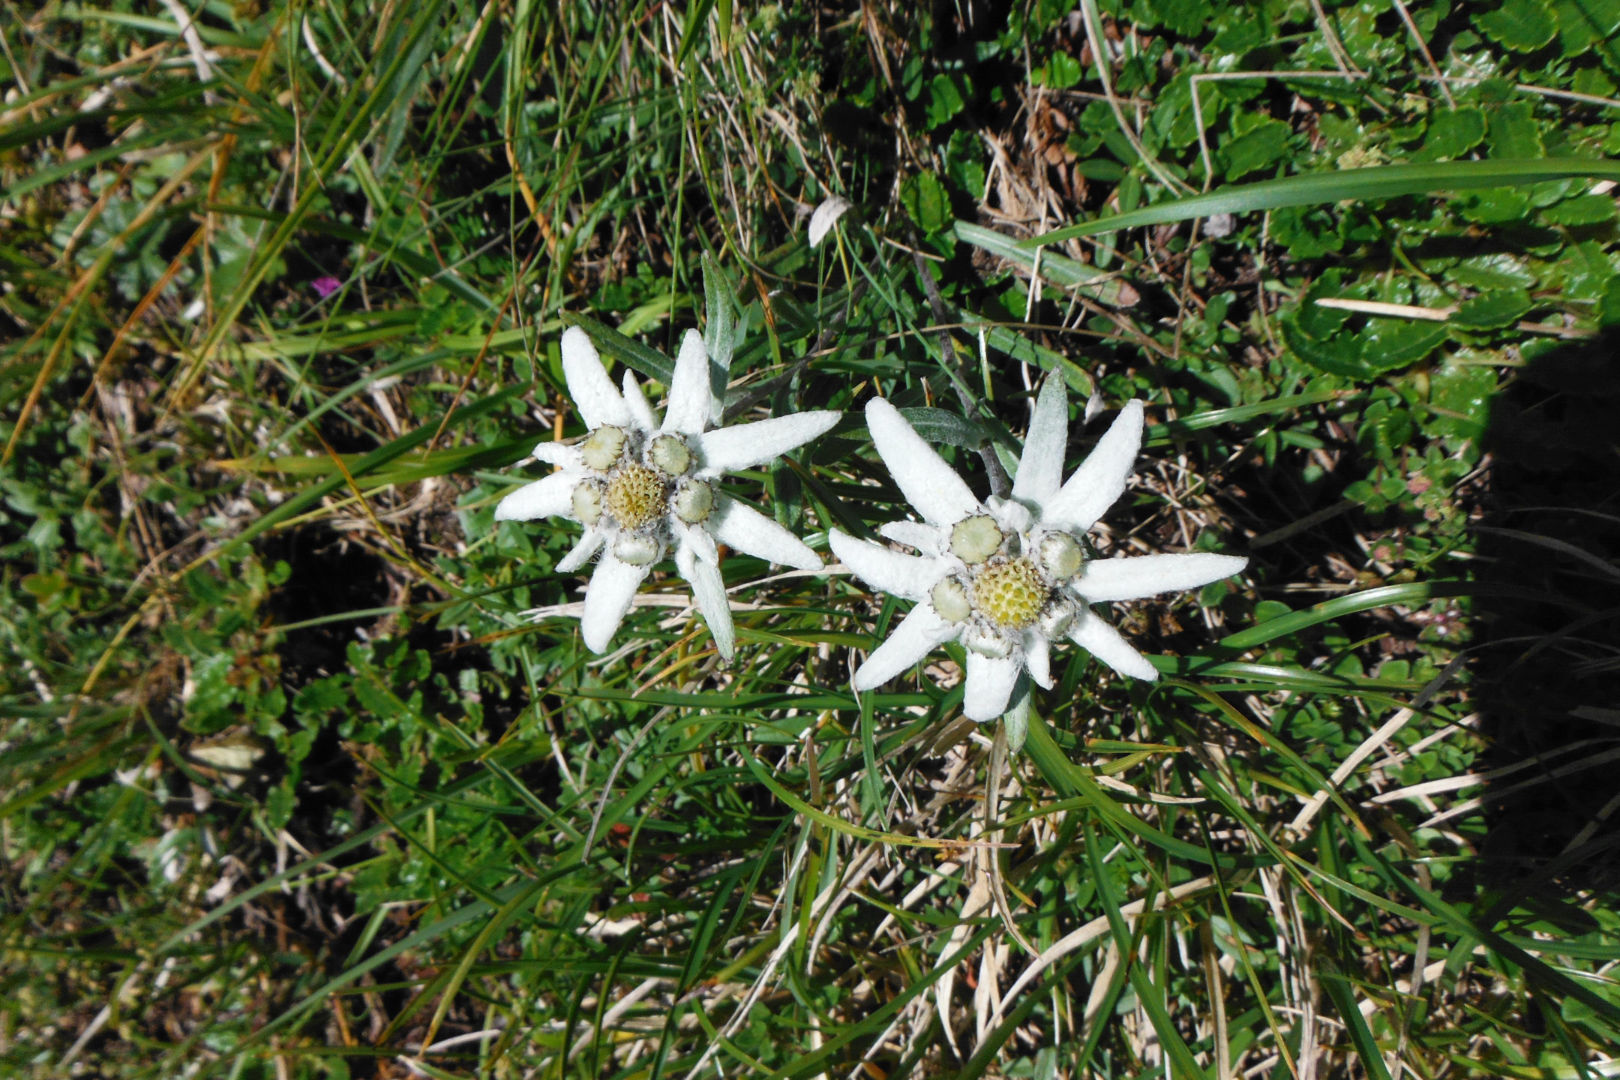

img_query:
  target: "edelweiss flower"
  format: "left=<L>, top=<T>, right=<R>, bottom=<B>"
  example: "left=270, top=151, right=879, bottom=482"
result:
left=829, top=380, right=1247, bottom=722
left=496, top=326, right=840, bottom=659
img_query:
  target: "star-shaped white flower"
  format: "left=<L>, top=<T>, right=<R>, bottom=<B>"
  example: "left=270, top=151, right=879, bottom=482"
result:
left=829, top=380, right=1247, bottom=722
left=496, top=325, right=840, bottom=659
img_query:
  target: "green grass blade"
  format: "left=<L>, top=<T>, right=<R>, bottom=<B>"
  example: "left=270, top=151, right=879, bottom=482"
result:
left=1026, top=158, right=1620, bottom=245
left=1319, top=968, right=1396, bottom=1080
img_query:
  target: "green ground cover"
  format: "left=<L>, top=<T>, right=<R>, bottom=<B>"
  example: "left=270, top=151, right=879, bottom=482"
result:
left=5, top=0, right=1620, bottom=1076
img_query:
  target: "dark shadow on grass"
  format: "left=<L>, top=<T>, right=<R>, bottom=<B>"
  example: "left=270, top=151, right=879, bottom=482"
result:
left=1471, top=326, right=1620, bottom=916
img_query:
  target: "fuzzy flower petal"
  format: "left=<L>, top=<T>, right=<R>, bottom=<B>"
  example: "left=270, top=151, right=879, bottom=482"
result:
left=581, top=554, right=652, bottom=652
left=1067, top=609, right=1160, bottom=681
left=662, top=329, right=712, bottom=436
left=556, top=529, right=605, bottom=574
left=877, top=520, right=943, bottom=555
left=622, top=372, right=657, bottom=432
left=696, top=411, right=840, bottom=474
left=495, top=472, right=576, bottom=522
left=1041, top=400, right=1143, bottom=533
left=1011, top=377, right=1070, bottom=506
left=532, top=442, right=582, bottom=468
left=711, top=496, right=822, bottom=570
left=851, top=603, right=958, bottom=691
left=864, top=398, right=983, bottom=527
left=1024, top=630, right=1053, bottom=690
left=679, top=519, right=720, bottom=567
left=1076, top=553, right=1249, bottom=604
left=964, top=651, right=1021, bottom=722
left=561, top=326, right=632, bottom=430
left=829, top=529, right=945, bottom=602
left=677, top=541, right=736, bottom=660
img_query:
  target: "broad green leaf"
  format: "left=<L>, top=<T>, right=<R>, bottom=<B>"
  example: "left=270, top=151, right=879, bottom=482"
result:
left=1597, top=275, right=1620, bottom=327
left=1555, top=0, right=1620, bottom=70
left=1415, top=108, right=1487, bottom=162
left=1427, top=362, right=1497, bottom=440
left=1219, top=117, right=1292, bottom=180
left=1282, top=320, right=1372, bottom=379
left=900, top=171, right=951, bottom=234
left=1455, top=187, right=1532, bottom=224
left=1541, top=193, right=1618, bottom=225
left=1452, top=289, right=1534, bottom=330
left=1143, top=0, right=1212, bottom=34
left=925, top=74, right=965, bottom=129
left=1041, top=51, right=1084, bottom=89
left=1475, top=0, right=1558, bottom=51
left=1360, top=319, right=1448, bottom=371
left=1444, top=253, right=1537, bottom=291
left=1487, top=102, right=1546, bottom=159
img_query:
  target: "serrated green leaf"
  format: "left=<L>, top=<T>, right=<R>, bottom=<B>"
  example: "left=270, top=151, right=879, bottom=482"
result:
left=1455, top=187, right=1532, bottom=224
left=1415, top=107, right=1486, bottom=162
left=1361, top=319, right=1448, bottom=371
left=1271, top=204, right=1344, bottom=258
left=1282, top=313, right=1375, bottom=378
left=1597, top=276, right=1620, bottom=327
left=1219, top=117, right=1291, bottom=180
left=1444, top=254, right=1537, bottom=291
left=1144, top=0, right=1212, bottom=35
left=925, top=74, right=965, bottom=129
left=1041, top=51, right=1084, bottom=89
left=1574, top=66, right=1618, bottom=98
left=1555, top=0, right=1620, bottom=67
left=1427, top=362, right=1497, bottom=440
left=1541, top=193, right=1618, bottom=226
left=1551, top=239, right=1617, bottom=300
left=1297, top=273, right=1360, bottom=339
left=1487, top=101, right=1546, bottom=159
left=900, top=171, right=951, bottom=234
left=1475, top=0, right=1557, bottom=51
left=1453, top=289, right=1534, bottom=329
